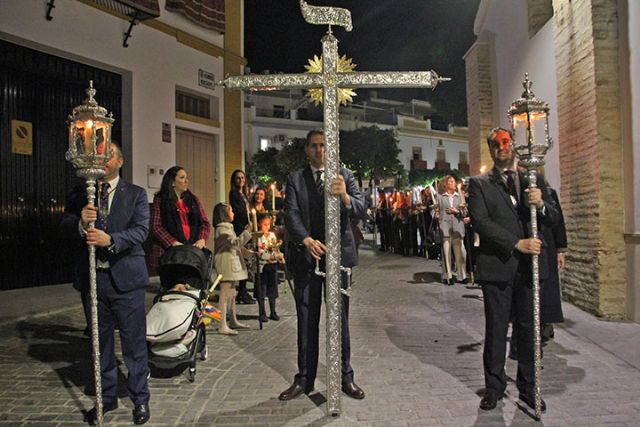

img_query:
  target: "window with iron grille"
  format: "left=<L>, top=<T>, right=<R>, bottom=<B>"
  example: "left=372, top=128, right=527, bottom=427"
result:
left=176, top=89, right=211, bottom=119
left=437, top=149, right=446, bottom=162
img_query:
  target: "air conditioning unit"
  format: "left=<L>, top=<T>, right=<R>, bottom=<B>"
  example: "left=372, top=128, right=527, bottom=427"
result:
left=274, top=134, right=286, bottom=143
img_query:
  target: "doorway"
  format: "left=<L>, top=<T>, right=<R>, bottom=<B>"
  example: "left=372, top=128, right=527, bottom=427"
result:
left=175, top=128, right=218, bottom=250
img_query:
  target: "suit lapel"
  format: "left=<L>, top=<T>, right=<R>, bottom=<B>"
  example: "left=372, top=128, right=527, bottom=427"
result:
left=489, top=168, right=518, bottom=216
left=301, top=166, right=314, bottom=226
left=108, top=178, right=126, bottom=228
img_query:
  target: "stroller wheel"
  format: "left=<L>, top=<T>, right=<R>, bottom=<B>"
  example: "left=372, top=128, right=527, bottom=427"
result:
left=200, top=345, right=208, bottom=361
left=188, top=367, right=196, bottom=382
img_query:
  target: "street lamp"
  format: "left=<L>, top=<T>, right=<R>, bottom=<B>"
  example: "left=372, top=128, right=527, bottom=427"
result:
left=507, top=73, right=552, bottom=420
left=65, top=80, right=114, bottom=427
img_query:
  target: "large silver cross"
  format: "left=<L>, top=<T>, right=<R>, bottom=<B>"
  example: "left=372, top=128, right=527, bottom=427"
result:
left=218, top=1, right=448, bottom=415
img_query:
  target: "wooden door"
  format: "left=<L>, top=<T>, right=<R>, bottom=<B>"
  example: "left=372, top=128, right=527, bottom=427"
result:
left=175, top=128, right=218, bottom=250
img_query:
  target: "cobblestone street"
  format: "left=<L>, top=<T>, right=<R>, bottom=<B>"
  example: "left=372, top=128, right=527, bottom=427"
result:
left=2, top=241, right=640, bottom=426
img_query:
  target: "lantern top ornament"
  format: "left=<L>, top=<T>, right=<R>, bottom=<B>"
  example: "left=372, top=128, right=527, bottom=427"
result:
left=508, top=73, right=549, bottom=117
left=71, top=80, right=114, bottom=122
left=507, top=73, right=552, bottom=169
left=65, top=81, right=115, bottom=176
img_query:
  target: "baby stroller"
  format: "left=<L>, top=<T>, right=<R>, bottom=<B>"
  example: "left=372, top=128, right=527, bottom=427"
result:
left=146, top=245, right=220, bottom=382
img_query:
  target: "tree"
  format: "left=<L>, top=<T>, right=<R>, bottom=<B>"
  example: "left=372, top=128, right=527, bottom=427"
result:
left=339, top=126, right=403, bottom=187
left=248, top=138, right=307, bottom=187
left=248, top=147, right=279, bottom=186
left=276, top=137, right=307, bottom=182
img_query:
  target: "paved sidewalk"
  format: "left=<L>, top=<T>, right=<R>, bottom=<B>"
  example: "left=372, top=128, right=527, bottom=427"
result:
left=1, top=242, right=640, bottom=426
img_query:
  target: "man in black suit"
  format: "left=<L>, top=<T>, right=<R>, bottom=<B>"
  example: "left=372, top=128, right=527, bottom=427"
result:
left=468, top=128, right=558, bottom=413
left=61, top=144, right=151, bottom=425
left=278, top=129, right=366, bottom=401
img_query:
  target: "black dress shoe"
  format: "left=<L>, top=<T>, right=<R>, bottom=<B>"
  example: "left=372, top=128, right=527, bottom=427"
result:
left=459, top=278, right=469, bottom=284
left=519, top=392, right=546, bottom=413
left=342, top=382, right=365, bottom=399
left=269, top=312, right=280, bottom=321
left=241, top=294, right=257, bottom=304
left=132, top=403, right=150, bottom=425
left=278, top=383, right=305, bottom=401
left=259, top=313, right=269, bottom=323
left=479, top=392, right=502, bottom=410
left=84, top=401, right=118, bottom=425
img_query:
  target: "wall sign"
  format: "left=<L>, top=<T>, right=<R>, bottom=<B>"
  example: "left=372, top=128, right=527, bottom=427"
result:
left=198, top=69, right=215, bottom=90
left=11, top=120, right=33, bottom=155
left=162, top=122, right=171, bottom=143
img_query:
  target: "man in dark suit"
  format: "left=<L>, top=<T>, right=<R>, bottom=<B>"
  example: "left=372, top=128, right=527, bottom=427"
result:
left=468, top=128, right=558, bottom=413
left=61, top=144, right=151, bottom=425
left=278, top=129, right=366, bottom=401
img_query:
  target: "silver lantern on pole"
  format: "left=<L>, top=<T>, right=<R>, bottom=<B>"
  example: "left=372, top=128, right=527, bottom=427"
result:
left=66, top=80, right=114, bottom=427
left=507, top=73, right=552, bottom=420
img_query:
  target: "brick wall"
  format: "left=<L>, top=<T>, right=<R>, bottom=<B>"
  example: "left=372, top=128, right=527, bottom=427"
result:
left=464, top=42, right=495, bottom=175
left=553, top=0, right=626, bottom=318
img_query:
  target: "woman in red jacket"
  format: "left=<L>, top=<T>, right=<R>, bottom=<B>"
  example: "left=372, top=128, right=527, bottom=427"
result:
left=149, top=166, right=211, bottom=269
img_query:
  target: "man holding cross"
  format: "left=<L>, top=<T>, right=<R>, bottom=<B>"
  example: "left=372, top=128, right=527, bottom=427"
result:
left=279, top=129, right=366, bottom=401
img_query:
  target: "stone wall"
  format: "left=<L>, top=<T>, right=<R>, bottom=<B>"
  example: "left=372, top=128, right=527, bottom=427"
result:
left=464, top=41, right=495, bottom=175
left=553, top=0, right=627, bottom=318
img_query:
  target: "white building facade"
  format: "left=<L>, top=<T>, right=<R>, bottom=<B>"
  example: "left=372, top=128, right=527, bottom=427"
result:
left=244, top=89, right=469, bottom=177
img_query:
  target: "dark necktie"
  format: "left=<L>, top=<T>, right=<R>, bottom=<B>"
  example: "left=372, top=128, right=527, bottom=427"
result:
left=97, top=182, right=110, bottom=230
left=505, top=170, right=519, bottom=206
left=315, top=170, right=324, bottom=196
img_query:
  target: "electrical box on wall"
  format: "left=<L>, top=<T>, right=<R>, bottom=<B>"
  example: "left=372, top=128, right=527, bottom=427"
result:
left=147, top=165, right=164, bottom=189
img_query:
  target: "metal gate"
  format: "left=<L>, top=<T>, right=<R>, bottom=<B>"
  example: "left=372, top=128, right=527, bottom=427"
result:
left=0, top=39, right=122, bottom=290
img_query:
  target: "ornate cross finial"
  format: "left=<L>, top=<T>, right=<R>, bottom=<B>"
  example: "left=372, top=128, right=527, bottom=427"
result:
left=300, top=0, right=353, bottom=32
left=522, top=72, right=534, bottom=98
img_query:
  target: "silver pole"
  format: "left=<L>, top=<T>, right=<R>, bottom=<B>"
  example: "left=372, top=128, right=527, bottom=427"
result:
left=85, top=176, right=104, bottom=427
left=527, top=168, right=542, bottom=420
left=322, top=31, right=342, bottom=416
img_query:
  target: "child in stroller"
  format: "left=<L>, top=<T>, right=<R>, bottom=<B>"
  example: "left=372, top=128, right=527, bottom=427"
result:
left=146, top=245, right=220, bottom=382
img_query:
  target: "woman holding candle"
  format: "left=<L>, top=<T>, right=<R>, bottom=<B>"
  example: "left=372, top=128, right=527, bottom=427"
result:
left=229, top=169, right=256, bottom=304
left=251, top=187, right=268, bottom=214
left=435, top=175, right=468, bottom=285
left=149, top=166, right=211, bottom=270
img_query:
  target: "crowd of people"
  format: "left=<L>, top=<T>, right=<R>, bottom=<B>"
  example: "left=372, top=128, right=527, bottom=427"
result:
left=375, top=175, right=473, bottom=285
left=62, top=126, right=568, bottom=424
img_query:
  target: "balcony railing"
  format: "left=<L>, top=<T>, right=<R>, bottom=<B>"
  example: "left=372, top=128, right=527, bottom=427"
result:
left=410, top=159, right=427, bottom=170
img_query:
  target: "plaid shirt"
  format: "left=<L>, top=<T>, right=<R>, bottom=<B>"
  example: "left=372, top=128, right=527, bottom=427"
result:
left=148, top=194, right=211, bottom=268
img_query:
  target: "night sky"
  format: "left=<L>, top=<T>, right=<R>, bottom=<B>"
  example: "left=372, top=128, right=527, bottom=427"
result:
left=244, top=0, right=480, bottom=126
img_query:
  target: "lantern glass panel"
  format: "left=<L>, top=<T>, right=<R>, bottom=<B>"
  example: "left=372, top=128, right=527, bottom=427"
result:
left=512, top=111, right=547, bottom=149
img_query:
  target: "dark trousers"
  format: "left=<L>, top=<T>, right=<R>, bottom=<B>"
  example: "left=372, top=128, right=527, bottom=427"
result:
left=82, top=271, right=150, bottom=406
left=481, top=276, right=536, bottom=395
left=293, top=269, right=353, bottom=391
left=255, top=263, right=279, bottom=300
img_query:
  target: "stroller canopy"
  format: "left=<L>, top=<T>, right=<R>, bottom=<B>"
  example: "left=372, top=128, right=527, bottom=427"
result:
left=158, top=246, right=213, bottom=290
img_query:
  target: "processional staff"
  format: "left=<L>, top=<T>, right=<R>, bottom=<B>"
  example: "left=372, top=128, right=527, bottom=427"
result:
left=65, top=81, right=115, bottom=427
left=507, top=74, right=553, bottom=420
left=218, top=0, right=448, bottom=414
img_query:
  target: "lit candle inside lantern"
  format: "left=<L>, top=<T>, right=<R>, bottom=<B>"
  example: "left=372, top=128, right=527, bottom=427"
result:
left=84, top=120, right=93, bottom=152
left=251, top=208, right=258, bottom=232
left=271, top=183, right=276, bottom=211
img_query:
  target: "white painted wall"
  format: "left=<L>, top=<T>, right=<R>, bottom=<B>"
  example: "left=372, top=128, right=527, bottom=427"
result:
left=398, top=133, right=468, bottom=171
left=626, top=0, right=640, bottom=320
left=629, top=1, right=640, bottom=233
left=475, top=0, right=561, bottom=190
left=0, top=0, right=226, bottom=201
